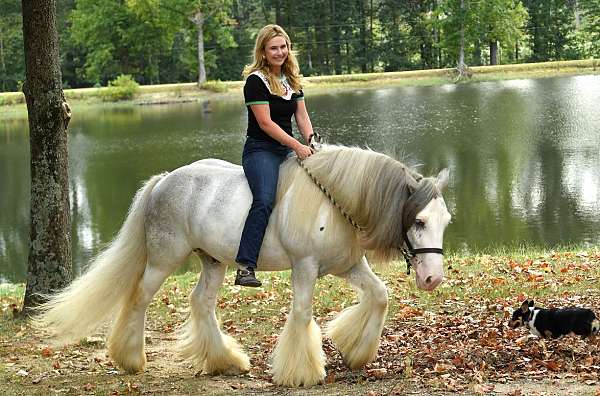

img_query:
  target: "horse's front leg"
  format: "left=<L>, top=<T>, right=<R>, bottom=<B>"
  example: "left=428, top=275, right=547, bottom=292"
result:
left=325, top=256, right=388, bottom=369
left=271, top=258, right=326, bottom=387
left=178, top=255, right=250, bottom=375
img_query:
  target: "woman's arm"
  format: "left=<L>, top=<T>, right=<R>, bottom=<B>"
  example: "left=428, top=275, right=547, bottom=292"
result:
left=294, top=100, right=314, bottom=144
left=251, top=104, right=313, bottom=159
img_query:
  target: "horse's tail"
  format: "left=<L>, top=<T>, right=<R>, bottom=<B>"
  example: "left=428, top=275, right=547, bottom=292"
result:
left=33, top=173, right=166, bottom=342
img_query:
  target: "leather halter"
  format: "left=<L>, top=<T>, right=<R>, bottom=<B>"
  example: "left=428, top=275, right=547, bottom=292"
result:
left=400, top=232, right=444, bottom=275
left=300, top=132, right=444, bottom=274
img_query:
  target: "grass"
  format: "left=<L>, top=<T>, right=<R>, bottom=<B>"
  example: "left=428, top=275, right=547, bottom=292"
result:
left=1, top=247, right=600, bottom=395
left=2, top=59, right=599, bottom=121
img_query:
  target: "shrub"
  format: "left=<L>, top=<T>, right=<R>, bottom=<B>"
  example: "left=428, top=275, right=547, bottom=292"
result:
left=0, top=92, right=25, bottom=106
left=101, top=74, right=140, bottom=101
left=200, top=80, right=228, bottom=93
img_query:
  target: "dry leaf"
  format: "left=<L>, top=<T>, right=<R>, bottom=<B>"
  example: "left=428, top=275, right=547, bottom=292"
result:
left=367, top=368, right=387, bottom=378
left=325, top=372, right=335, bottom=384
left=41, top=346, right=53, bottom=357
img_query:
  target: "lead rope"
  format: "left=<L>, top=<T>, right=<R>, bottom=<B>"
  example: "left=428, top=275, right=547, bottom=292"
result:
left=296, top=157, right=363, bottom=231
left=298, top=132, right=363, bottom=231
left=299, top=156, right=414, bottom=274
left=300, top=133, right=417, bottom=275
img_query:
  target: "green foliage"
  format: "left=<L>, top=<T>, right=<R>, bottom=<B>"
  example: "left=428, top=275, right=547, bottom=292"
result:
left=0, top=0, right=25, bottom=92
left=100, top=74, right=140, bottom=101
left=0, top=92, right=24, bottom=105
left=200, top=80, right=228, bottom=93
left=580, top=0, right=600, bottom=57
left=1, top=0, right=600, bottom=93
left=524, top=0, right=578, bottom=61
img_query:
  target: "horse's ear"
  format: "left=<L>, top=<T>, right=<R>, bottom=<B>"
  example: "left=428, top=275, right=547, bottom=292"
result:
left=436, top=168, right=449, bottom=191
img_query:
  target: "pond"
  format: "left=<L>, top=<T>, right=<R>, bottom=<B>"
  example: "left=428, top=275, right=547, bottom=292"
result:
left=1, top=75, right=599, bottom=283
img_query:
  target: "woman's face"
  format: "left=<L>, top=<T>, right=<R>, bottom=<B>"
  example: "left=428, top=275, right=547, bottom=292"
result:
left=263, top=36, right=288, bottom=70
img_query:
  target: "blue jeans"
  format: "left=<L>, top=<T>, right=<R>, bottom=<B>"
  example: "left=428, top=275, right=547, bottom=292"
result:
left=236, top=137, right=291, bottom=269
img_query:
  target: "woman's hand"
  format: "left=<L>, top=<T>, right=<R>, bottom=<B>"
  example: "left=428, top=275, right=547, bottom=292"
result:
left=293, top=143, right=314, bottom=160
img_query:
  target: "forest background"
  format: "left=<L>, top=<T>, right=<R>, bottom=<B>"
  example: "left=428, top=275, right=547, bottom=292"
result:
left=1, top=0, right=600, bottom=93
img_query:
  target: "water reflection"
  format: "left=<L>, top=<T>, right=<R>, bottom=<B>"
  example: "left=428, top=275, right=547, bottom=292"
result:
left=1, top=75, right=599, bottom=282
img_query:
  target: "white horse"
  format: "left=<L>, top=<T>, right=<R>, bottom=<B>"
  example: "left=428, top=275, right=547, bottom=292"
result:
left=35, top=144, right=451, bottom=387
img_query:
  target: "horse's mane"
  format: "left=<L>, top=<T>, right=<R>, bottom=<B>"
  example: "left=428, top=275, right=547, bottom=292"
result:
left=277, top=144, right=442, bottom=263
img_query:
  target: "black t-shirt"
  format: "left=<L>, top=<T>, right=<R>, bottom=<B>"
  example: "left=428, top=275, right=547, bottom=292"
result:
left=244, top=72, right=304, bottom=145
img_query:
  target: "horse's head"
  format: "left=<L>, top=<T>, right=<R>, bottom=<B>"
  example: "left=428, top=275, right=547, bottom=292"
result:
left=405, top=169, right=451, bottom=291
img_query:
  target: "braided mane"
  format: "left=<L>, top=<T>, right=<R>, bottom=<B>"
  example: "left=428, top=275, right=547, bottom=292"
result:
left=277, top=145, right=441, bottom=263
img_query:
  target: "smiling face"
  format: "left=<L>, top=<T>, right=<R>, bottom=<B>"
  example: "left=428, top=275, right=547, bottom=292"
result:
left=263, top=36, right=288, bottom=73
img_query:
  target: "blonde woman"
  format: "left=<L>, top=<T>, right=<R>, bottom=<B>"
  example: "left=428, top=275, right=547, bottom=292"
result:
left=235, top=24, right=314, bottom=287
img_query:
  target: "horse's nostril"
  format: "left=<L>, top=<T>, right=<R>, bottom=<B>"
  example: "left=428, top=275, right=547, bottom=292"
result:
left=425, top=276, right=432, bottom=284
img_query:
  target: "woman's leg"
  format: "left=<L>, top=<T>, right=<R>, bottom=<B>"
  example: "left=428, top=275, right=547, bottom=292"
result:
left=235, top=144, right=287, bottom=285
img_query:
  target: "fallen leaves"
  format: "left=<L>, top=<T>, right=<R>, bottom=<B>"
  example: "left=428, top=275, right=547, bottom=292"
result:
left=2, top=248, right=600, bottom=394
left=366, top=368, right=387, bottom=378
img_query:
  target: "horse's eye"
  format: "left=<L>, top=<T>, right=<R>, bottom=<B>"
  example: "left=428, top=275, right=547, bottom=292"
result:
left=415, top=219, right=425, bottom=228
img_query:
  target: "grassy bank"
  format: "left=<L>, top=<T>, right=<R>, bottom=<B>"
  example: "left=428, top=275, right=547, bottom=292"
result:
left=2, top=247, right=600, bottom=395
left=2, top=59, right=599, bottom=120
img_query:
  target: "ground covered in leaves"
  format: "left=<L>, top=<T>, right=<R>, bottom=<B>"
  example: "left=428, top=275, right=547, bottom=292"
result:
left=2, top=248, right=600, bottom=395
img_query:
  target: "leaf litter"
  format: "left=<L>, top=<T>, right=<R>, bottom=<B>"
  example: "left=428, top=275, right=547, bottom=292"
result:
left=1, top=248, right=600, bottom=394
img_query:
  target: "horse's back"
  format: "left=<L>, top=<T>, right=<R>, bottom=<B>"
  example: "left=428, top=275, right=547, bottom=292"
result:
left=145, top=158, right=285, bottom=267
left=189, top=158, right=242, bottom=171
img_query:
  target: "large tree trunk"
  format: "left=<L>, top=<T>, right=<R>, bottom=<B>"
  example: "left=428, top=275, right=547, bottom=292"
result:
left=490, top=40, right=498, bottom=65
left=191, top=10, right=206, bottom=85
left=21, top=0, right=72, bottom=316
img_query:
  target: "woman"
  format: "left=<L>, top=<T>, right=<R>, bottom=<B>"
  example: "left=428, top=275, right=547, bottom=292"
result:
left=235, top=24, right=314, bottom=287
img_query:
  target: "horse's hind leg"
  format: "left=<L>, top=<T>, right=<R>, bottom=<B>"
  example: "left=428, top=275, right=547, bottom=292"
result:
left=108, top=240, right=190, bottom=373
left=271, top=259, right=325, bottom=387
left=107, top=264, right=175, bottom=373
left=178, top=254, right=250, bottom=375
left=325, top=256, right=388, bottom=369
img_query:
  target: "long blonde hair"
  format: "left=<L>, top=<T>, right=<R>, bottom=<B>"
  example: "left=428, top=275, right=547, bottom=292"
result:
left=242, top=24, right=302, bottom=96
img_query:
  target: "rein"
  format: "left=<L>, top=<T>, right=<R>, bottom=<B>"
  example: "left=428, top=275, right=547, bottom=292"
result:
left=299, top=133, right=443, bottom=274
left=296, top=157, right=364, bottom=231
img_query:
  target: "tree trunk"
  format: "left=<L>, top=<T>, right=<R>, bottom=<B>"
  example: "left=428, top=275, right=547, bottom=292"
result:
left=0, top=34, right=5, bottom=92
left=0, top=28, right=6, bottom=92
left=474, top=39, right=482, bottom=65
left=490, top=40, right=498, bottom=65
left=275, top=0, right=283, bottom=26
left=432, top=0, right=440, bottom=69
left=369, top=0, right=374, bottom=72
left=305, top=25, right=313, bottom=72
left=358, top=0, right=368, bottom=73
left=456, top=0, right=468, bottom=79
left=191, top=10, right=206, bottom=85
left=574, top=0, right=581, bottom=29
left=21, top=0, right=72, bottom=316
left=329, top=0, right=342, bottom=75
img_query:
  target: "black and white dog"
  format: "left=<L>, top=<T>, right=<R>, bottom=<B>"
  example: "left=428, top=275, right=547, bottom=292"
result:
left=509, top=299, right=600, bottom=339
